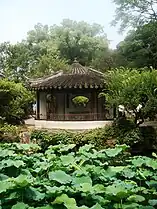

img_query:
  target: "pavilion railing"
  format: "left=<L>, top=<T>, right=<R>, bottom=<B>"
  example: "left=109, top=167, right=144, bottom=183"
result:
left=44, top=113, right=113, bottom=121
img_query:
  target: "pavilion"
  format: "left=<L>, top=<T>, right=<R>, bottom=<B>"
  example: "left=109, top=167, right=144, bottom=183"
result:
left=29, top=59, right=114, bottom=123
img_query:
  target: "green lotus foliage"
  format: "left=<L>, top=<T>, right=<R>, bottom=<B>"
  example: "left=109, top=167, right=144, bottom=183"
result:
left=0, top=143, right=156, bottom=209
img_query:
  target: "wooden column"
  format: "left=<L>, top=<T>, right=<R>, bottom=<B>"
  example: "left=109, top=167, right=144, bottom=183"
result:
left=90, top=92, right=94, bottom=120
left=95, top=91, right=98, bottom=120
left=91, top=91, right=97, bottom=120
left=98, top=91, right=105, bottom=120
left=36, top=91, right=40, bottom=120
left=113, top=105, right=117, bottom=119
left=63, top=93, right=66, bottom=120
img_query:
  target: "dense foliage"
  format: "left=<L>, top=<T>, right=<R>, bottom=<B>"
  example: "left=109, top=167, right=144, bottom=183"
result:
left=0, top=124, right=20, bottom=143
left=72, top=96, right=89, bottom=107
left=112, top=0, right=157, bottom=68
left=0, top=79, right=34, bottom=124
left=30, top=126, right=116, bottom=152
left=0, top=20, right=113, bottom=81
left=1, top=4, right=157, bottom=75
left=116, top=22, right=157, bottom=68
left=30, top=121, right=157, bottom=155
left=0, top=143, right=157, bottom=209
left=112, top=0, right=157, bottom=31
left=104, top=68, right=157, bottom=124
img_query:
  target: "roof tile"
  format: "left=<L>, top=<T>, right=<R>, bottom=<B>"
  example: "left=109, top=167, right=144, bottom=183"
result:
left=30, top=60, right=105, bottom=89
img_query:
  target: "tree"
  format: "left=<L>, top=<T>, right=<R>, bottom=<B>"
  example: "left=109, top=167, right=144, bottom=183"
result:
left=28, top=40, right=68, bottom=78
left=0, top=19, right=112, bottom=81
left=27, top=19, right=110, bottom=69
left=0, top=41, right=67, bottom=81
left=27, top=23, right=50, bottom=44
left=0, top=42, right=33, bottom=82
left=3, top=42, right=32, bottom=82
left=104, top=68, right=157, bottom=125
left=112, top=0, right=157, bottom=31
left=108, top=49, right=128, bottom=68
left=115, top=22, right=157, bottom=68
left=0, top=79, right=34, bottom=124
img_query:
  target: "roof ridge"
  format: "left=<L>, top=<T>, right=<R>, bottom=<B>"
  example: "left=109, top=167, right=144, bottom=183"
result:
left=88, top=67, right=104, bottom=76
left=71, top=61, right=88, bottom=74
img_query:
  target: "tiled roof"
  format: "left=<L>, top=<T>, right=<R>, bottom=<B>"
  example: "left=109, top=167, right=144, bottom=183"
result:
left=30, top=60, right=105, bottom=89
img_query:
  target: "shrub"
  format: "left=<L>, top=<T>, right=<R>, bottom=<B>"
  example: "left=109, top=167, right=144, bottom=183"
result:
left=105, top=69, right=157, bottom=125
left=130, top=126, right=157, bottom=155
left=0, top=79, right=34, bottom=124
left=112, top=119, right=142, bottom=146
left=0, top=123, right=20, bottom=142
left=30, top=123, right=143, bottom=152
left=5, top=118, right=157, bottom=154
left=30, top=125, right=117, bottom=151
left=112, top=118, right=157, bottom=154
left=72, top=96, right=89, bottom=107
left=140, top=126, right=157, bottom=151
left=30, top=130, right=74, bottom=151
left=76, top=126, right=116, bottom=149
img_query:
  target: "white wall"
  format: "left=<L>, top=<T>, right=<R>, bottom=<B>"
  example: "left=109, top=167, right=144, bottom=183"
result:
left=39, top=92, right=47, bottom=119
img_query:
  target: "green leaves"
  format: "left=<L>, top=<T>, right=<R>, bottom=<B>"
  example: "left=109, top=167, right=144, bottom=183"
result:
left=148, top=199, right=157, bottom=206
left=49, top=170, right=72, bottom=184
left=26, top=187, right=45, bottom=201
left=0, top=79, right=34, bottom=124
left=12, top=175, right=32, bottom=188
left=0, top=159, right=25, bottom=169
left=0, top=180, right=12, bottom=193
left=35, top=206, right=53, bottom=209
left=52, top=194, right=77, bottom=209
left=112, top=0, right=157, bottom=30
left=105, top=147, right=122, bottom=157
left=0, top=143, right=157, bottom=208
left=72, top=176, right=92, bottom=186
left=90, top=204, right=103, bottom=209
left=127, top=195, right=145, bottom=202
left=106, top=69, right=157, bottom=127
left=12, top=203, right=53, bottom=209
left=60, top=155, right=75, bottom=166
left=12, top=202, right=28, bottom=209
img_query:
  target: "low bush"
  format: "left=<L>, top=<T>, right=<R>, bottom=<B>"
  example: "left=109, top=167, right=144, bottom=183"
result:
left=0, top=123, right=20, bottom=143
left=0, top=79, right=34, bottom=124
left=2, top=117, right=157, bottom=154
left=131, top=126, right=157, bottom=155
left=30, top=119, right=157, bottom=154
left=72, top=95, right=89, bottom=107
left=30, top=130, right=74, bottom=151
left=113, top=118, right=157, bottom=154
left=30, top=125, right=117, bottom=151
left=74, top=125, right=116, bottom=149
left=112, top=119, right=142, bottom=147
left=0, top=123, right=32, bottom=143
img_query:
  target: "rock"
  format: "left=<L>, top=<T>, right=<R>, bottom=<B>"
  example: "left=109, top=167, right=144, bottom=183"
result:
left=20, top=132, right=30, bottom=144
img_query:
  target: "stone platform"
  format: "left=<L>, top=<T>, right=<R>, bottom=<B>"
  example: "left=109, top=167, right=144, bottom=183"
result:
left=25, top=118, right=112, bottom=130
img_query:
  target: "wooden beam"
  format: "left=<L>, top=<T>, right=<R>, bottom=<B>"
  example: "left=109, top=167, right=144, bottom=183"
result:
left=36, top=91, right=40, bottom=120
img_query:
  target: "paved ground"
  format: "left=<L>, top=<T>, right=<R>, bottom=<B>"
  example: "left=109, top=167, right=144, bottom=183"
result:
left=25, top=118, right=35, bottom=126
left=25, top=118, right=112, bottom=130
